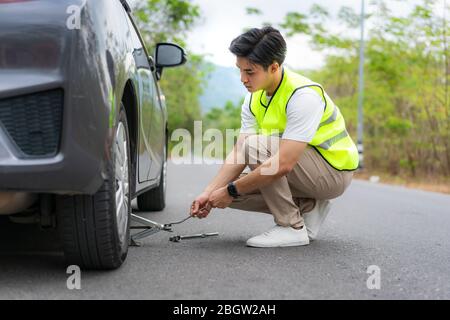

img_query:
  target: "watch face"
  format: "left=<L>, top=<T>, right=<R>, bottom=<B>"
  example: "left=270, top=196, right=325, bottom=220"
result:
left=227, top=183, right=239, bottom=198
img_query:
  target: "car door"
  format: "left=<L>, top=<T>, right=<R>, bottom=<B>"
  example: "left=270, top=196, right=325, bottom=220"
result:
left=147, top=70, right=165, bottom=180
left=125, top=14, right=154, bottom=183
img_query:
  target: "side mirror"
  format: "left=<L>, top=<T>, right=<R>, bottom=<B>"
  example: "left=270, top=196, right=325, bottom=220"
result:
left=155, top=43, right=187, bottom=79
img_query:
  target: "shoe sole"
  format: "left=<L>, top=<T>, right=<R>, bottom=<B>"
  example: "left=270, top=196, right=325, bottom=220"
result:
left=246, top=241, right=310, bottom=248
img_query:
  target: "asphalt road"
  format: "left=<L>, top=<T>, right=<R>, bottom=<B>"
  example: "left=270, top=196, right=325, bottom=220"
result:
left=1, top=161, right=449, bottom=299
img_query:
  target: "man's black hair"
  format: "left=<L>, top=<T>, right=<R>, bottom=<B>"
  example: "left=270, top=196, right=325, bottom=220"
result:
left=229, top=26, right=287, bottom=70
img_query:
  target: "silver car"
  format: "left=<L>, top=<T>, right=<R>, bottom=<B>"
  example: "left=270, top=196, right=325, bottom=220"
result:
left=0, top=0, right=186, bottom=269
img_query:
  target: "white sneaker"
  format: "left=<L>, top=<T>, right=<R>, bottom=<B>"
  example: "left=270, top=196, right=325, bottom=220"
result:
left=246, top=225, right=310, bottom=248
left=303, top=200, right=331, bottom=241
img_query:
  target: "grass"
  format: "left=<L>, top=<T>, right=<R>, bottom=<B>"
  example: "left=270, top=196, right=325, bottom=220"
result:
left=354, top=170, right=450, bottom=195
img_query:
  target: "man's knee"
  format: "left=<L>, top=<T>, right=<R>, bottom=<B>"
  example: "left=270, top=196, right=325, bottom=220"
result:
left=243, top=135, right=259, bottom=166
left=242, top=134, right=258, bottom=154
left=243, top=134, right=279, bottom=166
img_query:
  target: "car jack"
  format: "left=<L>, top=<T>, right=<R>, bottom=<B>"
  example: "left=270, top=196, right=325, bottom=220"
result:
left=129, top=213, right=219, bottom=246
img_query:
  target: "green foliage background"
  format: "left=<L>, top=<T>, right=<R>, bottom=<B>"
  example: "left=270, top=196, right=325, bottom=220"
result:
left=286, top=0, right=450, bottom=178
left=207, top=0, right=450, bottom=178
left=131, top=0, right=208, bottom=137
left=131, top=0, right=450, bottom=179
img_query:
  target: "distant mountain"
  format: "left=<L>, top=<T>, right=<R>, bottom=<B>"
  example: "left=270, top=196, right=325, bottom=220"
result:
left=199, top=63, right=247, bottom=114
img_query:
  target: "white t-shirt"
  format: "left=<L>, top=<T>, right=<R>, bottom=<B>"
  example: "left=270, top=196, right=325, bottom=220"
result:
left=240, top=87, right=325, bottom=143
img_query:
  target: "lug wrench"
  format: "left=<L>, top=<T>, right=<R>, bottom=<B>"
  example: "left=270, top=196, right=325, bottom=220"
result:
left=130, top=213, right=218, bottom=246
left=169, top=232, right=219, bottom=243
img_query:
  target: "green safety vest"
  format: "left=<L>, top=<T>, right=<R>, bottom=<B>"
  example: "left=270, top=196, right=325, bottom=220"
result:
left=249, top=68, right=359, bottom=171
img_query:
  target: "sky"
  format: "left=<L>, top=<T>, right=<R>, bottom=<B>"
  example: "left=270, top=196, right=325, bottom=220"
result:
left=127, top=0, right=446, bottom=70
left=186, top=0, right=443, bottom=70
left=188, top=0, right=361, bottom=70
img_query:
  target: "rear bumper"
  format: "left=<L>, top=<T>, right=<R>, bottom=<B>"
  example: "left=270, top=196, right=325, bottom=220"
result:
left=0, top=1, right=115, bottom=195
left=0, top=82, right=108, bottom=195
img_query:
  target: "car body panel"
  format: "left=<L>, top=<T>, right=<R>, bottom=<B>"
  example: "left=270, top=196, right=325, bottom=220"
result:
left=0, top=0, right=167, bottom=198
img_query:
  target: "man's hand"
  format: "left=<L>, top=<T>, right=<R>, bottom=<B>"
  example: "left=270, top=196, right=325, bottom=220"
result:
left=188, top=133, right=249, bottom=219
left=209, top=186, right=233, bottom=209
left=190, top=191, right=212, bottom=219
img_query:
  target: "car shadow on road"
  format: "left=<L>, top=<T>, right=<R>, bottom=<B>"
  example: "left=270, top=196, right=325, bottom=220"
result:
left=0, top=216, right=66, bottom=271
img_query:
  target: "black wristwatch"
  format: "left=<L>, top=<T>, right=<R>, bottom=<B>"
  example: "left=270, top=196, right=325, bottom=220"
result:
left=227, top=182, right=240, bottom=198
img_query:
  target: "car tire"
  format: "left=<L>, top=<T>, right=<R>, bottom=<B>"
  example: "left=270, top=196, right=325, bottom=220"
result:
left=137, top=137, right=167, bottom=212
left=56, top=103, right=131, bottom=270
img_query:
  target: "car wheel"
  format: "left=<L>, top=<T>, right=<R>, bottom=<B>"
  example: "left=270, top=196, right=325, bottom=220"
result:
left=137, top=138, right=167, bottom=212
left=56, top=103, right=131, bottom=270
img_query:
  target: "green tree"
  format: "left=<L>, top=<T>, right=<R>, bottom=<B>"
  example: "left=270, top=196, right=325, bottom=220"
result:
left=130, top=0, right=207, bottom=136
left=203, top=99, right=243, bottom=158
left=132, top=0, right=200, bottom=48
left=280, top=0, right=450, bottom=178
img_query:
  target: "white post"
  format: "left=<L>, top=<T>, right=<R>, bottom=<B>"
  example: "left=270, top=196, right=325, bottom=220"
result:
left=357, top=0, right=365, bottom=168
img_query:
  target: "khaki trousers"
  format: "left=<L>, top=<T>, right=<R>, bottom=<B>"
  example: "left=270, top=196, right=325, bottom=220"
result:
left=229, top=135, right=353, bottom=228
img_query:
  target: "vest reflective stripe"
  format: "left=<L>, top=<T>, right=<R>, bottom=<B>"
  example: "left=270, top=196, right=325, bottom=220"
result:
left=249, top=69, right=359, bottom=171
left=317, top=129, right=349, bottom=150
left=318, top=105, right=338, bottom=129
